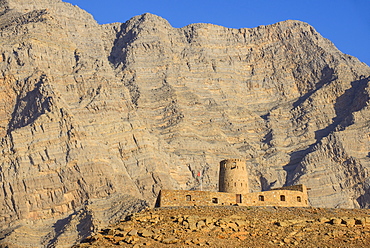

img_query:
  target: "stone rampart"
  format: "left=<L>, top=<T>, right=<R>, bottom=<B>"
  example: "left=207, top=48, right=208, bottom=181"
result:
left=270, top=184, right=307, bottom=192
left=158, top=184, right=309, bottom=207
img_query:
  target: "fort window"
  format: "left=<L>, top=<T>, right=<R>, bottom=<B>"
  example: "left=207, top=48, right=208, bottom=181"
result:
left=297, top=196, right=302, bottom=202
left=234, top=182, right=237, bottom=187
left=259, top=195, right=265, bottom=201
left=280, top=195, right=286, bottom=201
left=212, top=198, right=218, bottom=204
left=236, top=194, right=242, bottom=203
left=186, top=195, right=191, bottom=201
left=231, top=162, right=237, bottom=169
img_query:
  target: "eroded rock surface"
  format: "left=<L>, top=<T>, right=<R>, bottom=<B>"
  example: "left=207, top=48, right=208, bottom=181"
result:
left=74, top=206, right=370, bottom=248
left=0, top=0, right=369, bottom=246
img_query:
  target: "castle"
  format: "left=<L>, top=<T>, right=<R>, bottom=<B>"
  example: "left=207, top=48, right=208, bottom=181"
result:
left=157, top=159, right=309, bottom=207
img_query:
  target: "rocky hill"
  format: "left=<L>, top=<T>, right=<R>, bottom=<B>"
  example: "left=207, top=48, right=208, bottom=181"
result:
left=73, top=206, right=370, bottom=248
left=0, top=0, right=369, bottom=246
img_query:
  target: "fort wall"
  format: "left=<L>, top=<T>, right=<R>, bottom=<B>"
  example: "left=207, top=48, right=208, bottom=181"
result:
left=270, top=185, right=307, bottom=192
left=157, top=159, right=309, bottom=208
left=158, top=185, right=309, bottom=208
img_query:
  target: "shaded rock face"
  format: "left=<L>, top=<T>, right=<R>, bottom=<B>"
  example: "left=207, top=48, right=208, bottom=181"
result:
left=0, top=0, right=369, bottom=246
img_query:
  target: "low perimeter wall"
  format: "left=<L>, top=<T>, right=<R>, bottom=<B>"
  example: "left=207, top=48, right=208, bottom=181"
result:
left=158, top=185, right=308, bottom=208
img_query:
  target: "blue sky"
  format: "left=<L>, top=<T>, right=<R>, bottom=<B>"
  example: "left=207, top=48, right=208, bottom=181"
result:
left=65, top=0, right=370, bottom=66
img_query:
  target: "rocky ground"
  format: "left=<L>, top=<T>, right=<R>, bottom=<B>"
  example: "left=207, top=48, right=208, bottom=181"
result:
left=74, top=206, right=370, bottom=247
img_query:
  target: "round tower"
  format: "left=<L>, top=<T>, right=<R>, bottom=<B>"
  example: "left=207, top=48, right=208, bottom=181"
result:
left=219, top=159, right=249, bottom=194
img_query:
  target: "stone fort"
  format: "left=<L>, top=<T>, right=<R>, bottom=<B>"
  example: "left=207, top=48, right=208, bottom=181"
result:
left=157, top=159, right=309, bottom=207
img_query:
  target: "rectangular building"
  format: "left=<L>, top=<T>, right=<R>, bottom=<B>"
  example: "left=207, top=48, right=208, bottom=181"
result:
left=157, top=185, right=309, bottom=207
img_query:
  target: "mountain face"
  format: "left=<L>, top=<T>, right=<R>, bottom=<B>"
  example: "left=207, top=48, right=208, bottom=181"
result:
left=0, top=0, right=369, bottom=246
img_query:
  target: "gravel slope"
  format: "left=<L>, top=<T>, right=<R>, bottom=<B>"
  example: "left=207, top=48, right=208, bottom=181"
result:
left=75, top=206, right=370, bottom=247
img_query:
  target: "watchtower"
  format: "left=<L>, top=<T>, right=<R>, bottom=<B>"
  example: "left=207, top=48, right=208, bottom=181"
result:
left=219, top=159, right=249, bottom=194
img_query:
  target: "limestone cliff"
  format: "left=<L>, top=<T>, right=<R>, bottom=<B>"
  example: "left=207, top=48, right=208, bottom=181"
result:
left=0, top=0, right=369, bottom=246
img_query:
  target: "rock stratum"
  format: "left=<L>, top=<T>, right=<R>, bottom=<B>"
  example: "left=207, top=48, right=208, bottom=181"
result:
left=0, top=0, right=369, bottom=246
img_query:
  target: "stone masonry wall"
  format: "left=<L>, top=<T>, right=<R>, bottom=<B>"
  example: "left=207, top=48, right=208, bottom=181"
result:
left=158, top=185, right=308, bottom=208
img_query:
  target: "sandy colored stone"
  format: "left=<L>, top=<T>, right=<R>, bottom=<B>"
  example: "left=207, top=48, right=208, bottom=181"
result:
left=343, top=218, right=356, bottom=226
left=139, top=229, right=153, bottom=238
left=161, top=237, right=180, bottom=244
left=331, top=218, right=342, bottom=225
